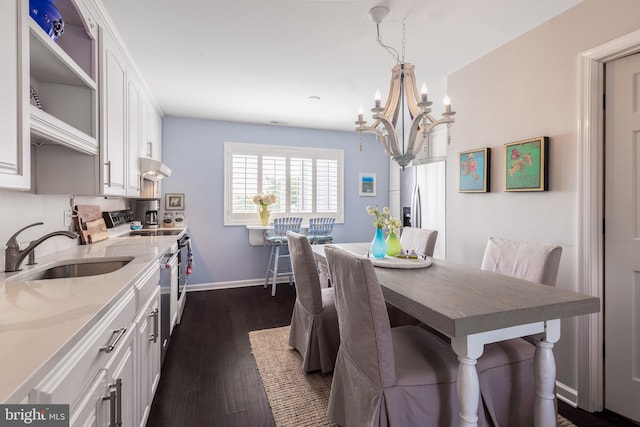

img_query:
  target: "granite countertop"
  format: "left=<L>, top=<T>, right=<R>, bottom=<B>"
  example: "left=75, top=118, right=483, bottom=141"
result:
left=0, top=227, right=185, bottom=403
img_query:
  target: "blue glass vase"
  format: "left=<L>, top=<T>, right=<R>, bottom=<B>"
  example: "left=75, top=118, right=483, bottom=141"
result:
left=30, top=0, right=65, bottom=41
left=370, top=227, right=387, bottom=259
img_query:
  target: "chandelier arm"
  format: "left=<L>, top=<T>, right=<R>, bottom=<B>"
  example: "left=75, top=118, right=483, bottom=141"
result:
left=375, top=115, right=401, bottom=157
left=402, top=64, right=423, bottom=119
left=424, top=116, right=456, bottom=134
left=379, top=65, right=403, bottom=126
left=358, top=125, right=395, bottom=157
left=406, top=111, right=431, bottom=156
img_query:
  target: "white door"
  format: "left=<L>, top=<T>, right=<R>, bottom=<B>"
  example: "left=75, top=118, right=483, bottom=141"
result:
left=604, top=52, right=640, bottom=423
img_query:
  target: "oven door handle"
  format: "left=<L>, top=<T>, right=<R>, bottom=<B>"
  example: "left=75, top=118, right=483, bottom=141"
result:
left=178, top=235, right=191, bottom=248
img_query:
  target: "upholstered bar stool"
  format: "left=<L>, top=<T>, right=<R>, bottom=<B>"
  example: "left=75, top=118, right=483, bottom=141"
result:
left=307, top=217, right=335, bottom=244
left=264, top=217, right=302, bottom=296
left=307, top=217, right=336, bottom=288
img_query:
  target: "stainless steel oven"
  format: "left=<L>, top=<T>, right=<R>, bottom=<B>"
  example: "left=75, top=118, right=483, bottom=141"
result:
left=160, top=243, right=178, bottom=364
left=176, top=233, right=190, bottom=323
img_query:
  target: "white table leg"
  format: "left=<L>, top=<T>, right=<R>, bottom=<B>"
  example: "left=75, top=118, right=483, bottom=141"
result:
left=533, top=319, right=561, bottom=427
left=452, top=336, right=485, bottom=427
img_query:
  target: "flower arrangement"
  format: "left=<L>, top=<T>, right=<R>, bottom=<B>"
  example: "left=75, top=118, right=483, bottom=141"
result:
left=253, top=193, right=277, bottom=207
left=366, top=205, right=389, bottom=229
left=386, top=216, right=402, bottom=235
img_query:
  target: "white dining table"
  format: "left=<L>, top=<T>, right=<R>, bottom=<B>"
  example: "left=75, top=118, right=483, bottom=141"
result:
left=311, top=243, right=600, bottom=427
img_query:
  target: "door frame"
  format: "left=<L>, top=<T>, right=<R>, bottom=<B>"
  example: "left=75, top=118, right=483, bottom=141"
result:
left=577, top=29, right=640, bottom=412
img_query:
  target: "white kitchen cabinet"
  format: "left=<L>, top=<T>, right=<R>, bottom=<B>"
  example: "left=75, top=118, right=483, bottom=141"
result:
left=103, top=327, right=136, bottom=427
left=127, top=74, right=142, bottom=196
left=135, top=289, right=160, bottom=426
left=68, top=370, right=108, bottom=427
left=29, top=0, right=98, bottom=155
left=30, top=289, right=136, bottom=414
left=28, top=257, right=163, bottom=426
left=143, top=98, right=163, bottom=161
left=0, top=0, right=29, bottom=190
left=99, top=27, right=127, bottom=196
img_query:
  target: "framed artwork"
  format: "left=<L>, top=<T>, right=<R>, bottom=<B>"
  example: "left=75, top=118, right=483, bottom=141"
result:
left=504, top=136, right=549, bottom=192
left=165, top=193, right=185, bottom=210
left=359, top=173, right=376, bottom=196
left=459, top=147, right=491, bottom=193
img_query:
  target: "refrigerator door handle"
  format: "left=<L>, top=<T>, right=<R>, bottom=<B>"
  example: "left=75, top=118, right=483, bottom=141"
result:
left=411, top=185, right=422, bottom=229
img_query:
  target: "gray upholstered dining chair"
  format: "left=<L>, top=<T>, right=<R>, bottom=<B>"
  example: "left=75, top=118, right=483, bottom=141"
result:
left=324, top=246, right=477, bottom=426
left=399, top=227, right=438, bottom=257
left=286, top=231, right=340, bottom=373
left=476, top=236, right=563, bottom=426
left=481, top=236, right=563, bottom=286
left=263, top=217, right=302, bottom=296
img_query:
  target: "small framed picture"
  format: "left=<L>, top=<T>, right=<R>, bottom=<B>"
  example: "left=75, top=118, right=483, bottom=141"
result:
left=459, top=148, right=491, bottom=193
left=359, top=173, right=376, bottom=196
left=504, top=136, right=549, bottom=192
left=165, top=193, right=185, bottom=210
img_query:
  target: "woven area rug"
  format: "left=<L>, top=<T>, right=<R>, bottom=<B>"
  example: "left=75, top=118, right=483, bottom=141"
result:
left=249, top=325, right=577, bottom=427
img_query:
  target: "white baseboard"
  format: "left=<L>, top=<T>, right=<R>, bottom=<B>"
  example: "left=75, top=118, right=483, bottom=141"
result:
left=186, top=277, right=292, bottom=292
left=556, top=381, right=578, bottom=407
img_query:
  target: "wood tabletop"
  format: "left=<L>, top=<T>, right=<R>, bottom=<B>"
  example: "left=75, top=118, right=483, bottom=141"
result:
left=312, top=243, right=600, bottom=337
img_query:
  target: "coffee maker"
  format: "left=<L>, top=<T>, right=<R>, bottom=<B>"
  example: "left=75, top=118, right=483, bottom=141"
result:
left=135, top=198, right=160, bottom=229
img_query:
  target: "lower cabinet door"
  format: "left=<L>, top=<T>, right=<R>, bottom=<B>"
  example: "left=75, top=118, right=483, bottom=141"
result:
left=70, top=370, right=108, bottom=427
left=136, top=290, right=161, bottom=426
left=104, top=327, right=135, bottom=427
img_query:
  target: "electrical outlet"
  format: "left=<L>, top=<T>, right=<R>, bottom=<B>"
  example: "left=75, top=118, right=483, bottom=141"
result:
left=63, top=210, right=73, bottom=227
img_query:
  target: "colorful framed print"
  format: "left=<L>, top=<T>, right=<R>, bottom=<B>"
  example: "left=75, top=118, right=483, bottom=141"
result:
left=504, top=137, right=549, bottom=192
left=165, top=193, right=185, bottom=210
left=359, top=173, right=376, bottom=196
left=459, top=148, right=491, bottom=193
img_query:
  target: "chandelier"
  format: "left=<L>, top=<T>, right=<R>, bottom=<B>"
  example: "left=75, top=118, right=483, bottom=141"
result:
left=356, top=6, right=455, bottom=168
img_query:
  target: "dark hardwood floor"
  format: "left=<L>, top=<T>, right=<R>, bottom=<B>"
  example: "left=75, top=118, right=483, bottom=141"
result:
left=147, top=286, right=636, bottom=427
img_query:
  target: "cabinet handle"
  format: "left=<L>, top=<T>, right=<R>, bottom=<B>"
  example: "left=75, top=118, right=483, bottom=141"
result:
left=104, top=161, right=112, bottom=187
left=149, top=308, right=159, bottom=342
left=147, top=141, right=153, bottom=158
left=100, top=327, right=126, bottom=353
left=102, top=378, right=122, bottom=427
left=102, top=388, right=116, bottom=427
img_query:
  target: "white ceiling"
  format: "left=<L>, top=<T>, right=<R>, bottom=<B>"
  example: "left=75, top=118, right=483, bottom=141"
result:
left=100, top=0, right=582, bottom=132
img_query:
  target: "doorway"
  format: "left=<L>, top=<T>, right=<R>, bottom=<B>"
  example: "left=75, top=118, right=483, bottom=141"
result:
left=577, top=29, right=640, bottom=416
left=603, top=52, right=640, bottom=423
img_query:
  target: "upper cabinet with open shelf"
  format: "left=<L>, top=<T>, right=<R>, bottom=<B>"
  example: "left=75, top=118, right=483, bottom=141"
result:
left=29, top=0, right=98, bottom=154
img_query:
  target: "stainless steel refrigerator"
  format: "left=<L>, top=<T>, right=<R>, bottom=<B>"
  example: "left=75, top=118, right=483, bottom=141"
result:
left=399, top=158, right=446, bottom=259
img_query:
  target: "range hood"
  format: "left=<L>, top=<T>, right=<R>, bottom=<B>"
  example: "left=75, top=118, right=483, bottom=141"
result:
left=140, top=157, right=172, bottom=181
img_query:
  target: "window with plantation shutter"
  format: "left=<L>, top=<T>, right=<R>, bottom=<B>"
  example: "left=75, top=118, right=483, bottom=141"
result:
left=224, top=142, right=344, bottom=225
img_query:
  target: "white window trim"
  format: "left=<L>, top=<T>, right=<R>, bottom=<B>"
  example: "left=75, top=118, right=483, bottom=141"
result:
left=223, top=141, right=344, bottom=226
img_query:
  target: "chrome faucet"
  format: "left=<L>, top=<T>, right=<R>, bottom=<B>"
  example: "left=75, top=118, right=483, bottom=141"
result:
left=4, top=222, right=78, bottom=272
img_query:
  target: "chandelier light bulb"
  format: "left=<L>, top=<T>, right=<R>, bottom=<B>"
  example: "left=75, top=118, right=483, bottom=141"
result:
left=358, top=105, right=364, bottom=121
left=374, top=89, right=382, bottom=108
left=443, top=95, right=451, bottom=106
left=420, top=83, right=428, bottom=103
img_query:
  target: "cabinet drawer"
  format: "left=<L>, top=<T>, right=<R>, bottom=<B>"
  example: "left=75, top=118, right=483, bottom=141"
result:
left=30, top=289, right=136, bottom=407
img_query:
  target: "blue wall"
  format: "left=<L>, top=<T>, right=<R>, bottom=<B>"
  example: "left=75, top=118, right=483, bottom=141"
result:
left=162, top=117, right=389, bottom=286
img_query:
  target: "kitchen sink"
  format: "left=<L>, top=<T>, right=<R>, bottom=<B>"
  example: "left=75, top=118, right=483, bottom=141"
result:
left=123, top=229, right=184, bottom=237
left=9, top=257, right=134, bottom=281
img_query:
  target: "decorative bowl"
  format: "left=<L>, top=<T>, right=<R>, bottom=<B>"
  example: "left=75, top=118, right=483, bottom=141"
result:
left=30, top=0, right=65, bottom=41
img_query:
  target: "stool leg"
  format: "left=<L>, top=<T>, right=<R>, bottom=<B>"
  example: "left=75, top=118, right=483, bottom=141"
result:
left=264, top=245, right=275, bottom=288
left=271, top=245, right=280, bottom=296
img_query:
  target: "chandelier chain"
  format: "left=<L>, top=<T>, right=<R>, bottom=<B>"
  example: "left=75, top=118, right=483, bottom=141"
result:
left=401, top=18, right=406, bottom=62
